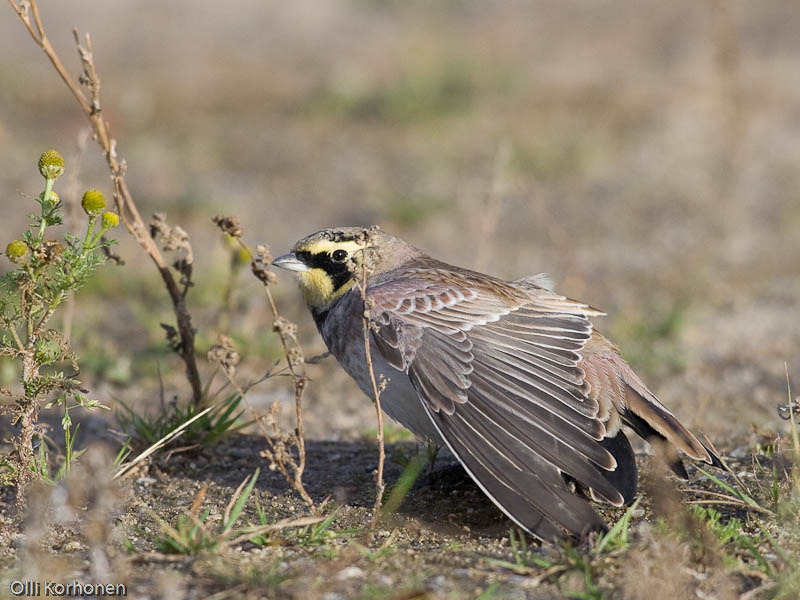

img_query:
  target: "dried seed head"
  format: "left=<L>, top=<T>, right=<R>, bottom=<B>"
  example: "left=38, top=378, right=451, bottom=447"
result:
left=207, top=335, right=241, bottom=377
left=5, top=240, right=28, bottom=263
left=212, top=215, right=243, bottom=238
left=42, top=240, right=65, bottom=263
left=251, top=244, right=278, bottom=285
left=38, top=149, right=65, bottom=180
left=101, top=211, right=119, bottom=230
left=81, top=189, right=106, bottom=216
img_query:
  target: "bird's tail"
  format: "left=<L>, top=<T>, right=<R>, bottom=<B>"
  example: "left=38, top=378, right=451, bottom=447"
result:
left=621, top=372, right=723, bottom=478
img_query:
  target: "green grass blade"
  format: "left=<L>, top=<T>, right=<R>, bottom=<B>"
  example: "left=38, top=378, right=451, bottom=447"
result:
left=596, top=497, right=640, bottom=554
left=222, top=469, right=260, bottom=535
left=695, top=466, right=761, bottom=509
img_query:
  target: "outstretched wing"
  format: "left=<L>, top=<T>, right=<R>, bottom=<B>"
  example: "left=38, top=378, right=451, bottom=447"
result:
left=368, top=269, right=624, bottom=540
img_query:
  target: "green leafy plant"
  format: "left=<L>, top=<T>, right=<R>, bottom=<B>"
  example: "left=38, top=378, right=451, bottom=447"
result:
left=154, top=469, right=322, bottom=555
left=116, top=392, right=248, bottom=450
left=691, top=505, right=772, bottom=575
left=285, top=509, right=340, bottom=548
left=484, top=528, right=555, bottom=575
left=484, top=502, right=640, bottom=598
left=594, top=497, right=640, bottom=554
left=0, top=150, right=118, bottom=499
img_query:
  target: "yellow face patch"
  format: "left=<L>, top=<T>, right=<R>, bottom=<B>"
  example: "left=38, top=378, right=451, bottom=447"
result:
left=293, top=239, right=365, bottom=311
left=297, top=268, right=333, bottom=308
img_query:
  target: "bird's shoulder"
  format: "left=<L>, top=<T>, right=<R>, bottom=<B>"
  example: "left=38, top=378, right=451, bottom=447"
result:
left=365, top=258, right=603, bottom=326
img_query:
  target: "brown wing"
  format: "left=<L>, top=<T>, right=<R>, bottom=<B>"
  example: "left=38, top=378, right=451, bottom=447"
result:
left=368, top=269, right=625, bottom=540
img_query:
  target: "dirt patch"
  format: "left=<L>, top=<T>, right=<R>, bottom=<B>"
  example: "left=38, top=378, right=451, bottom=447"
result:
left=1, top=429, right=790, bottom=599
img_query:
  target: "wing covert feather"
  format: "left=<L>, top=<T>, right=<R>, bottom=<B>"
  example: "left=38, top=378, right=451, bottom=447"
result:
left=367, top=269, right=621, bottom=537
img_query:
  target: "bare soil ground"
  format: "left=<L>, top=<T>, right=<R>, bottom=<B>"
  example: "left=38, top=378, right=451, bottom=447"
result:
left=0, top=433, right=783, bottom=599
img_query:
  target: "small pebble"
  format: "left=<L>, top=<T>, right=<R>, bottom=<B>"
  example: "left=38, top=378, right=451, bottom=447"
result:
left=336, top=566, right=365, bottom=580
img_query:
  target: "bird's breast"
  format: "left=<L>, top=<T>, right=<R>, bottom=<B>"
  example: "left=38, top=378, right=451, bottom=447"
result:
left=318, top=298, right=443, bottom=443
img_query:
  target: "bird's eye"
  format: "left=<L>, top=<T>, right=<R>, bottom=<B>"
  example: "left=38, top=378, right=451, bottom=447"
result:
left=331, top=249, right=348, bottom=262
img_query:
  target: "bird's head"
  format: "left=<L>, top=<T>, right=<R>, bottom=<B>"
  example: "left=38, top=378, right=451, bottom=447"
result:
left=272, top=227, right=420, bottom=313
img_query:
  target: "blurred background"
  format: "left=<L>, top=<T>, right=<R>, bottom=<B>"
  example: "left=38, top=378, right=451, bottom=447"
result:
left=1, top=0, right=798, bottom=444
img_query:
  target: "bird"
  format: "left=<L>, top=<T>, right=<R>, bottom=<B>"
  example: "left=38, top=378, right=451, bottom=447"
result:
left=272, top=226, right=722, bottom=541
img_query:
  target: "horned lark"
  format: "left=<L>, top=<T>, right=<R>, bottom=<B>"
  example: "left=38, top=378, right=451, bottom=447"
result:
left=273, top=227, right=720, bottom=541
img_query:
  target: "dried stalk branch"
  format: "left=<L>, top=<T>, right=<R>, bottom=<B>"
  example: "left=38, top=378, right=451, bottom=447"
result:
left=355, top=227, right=387, bottom=544
left=211, top=216, right=316, bottom=513
left=8, top=0, right=203, bottom=406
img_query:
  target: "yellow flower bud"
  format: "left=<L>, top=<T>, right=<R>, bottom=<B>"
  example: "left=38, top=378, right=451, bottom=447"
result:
left=5, top=240, right=28, bottom=264
left=38, top=150, right=65, bottom=180
left=81, top=189, right=106, bottom=217
left=39, top=190, right=60, bottom=206
left=101, top=211, right=120, bottom=230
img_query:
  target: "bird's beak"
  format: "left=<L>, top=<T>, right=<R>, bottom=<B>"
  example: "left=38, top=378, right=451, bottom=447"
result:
left=272, top=252, right=309, bottom=272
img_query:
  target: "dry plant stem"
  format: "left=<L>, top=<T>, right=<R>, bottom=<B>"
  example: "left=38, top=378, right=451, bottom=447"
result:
left=359, top=247, right=386, bottom=544
left=222, top=235, right=315, bottom=512
left=261, top=290, right=314, bottom=511
left=219, top=355, right=316, bottom=513
left=16, top=351, right=40, bottom=499
left=208, top=223, right=316, bottom=513
left=9, top=0, right=203, bottom=406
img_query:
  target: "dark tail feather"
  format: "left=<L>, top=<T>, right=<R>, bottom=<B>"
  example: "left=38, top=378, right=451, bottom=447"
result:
left=623, top=410, right=690, bottom=479
left=700, top=436, right=728, bottom=471
left=571, top=430, right=637, bottom=506
left=594, top=431, right=638, bottom=505
left=621, top=382, right=723, bottom=470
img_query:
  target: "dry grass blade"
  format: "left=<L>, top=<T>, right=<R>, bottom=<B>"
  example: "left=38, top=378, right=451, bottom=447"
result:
left=220, top=515, right=325, bottom=549
left=191, top=484, right=209, bottom=519
left=687, top=498, right=773, bottom=515
left=205, top=584, right=248, bottom=600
